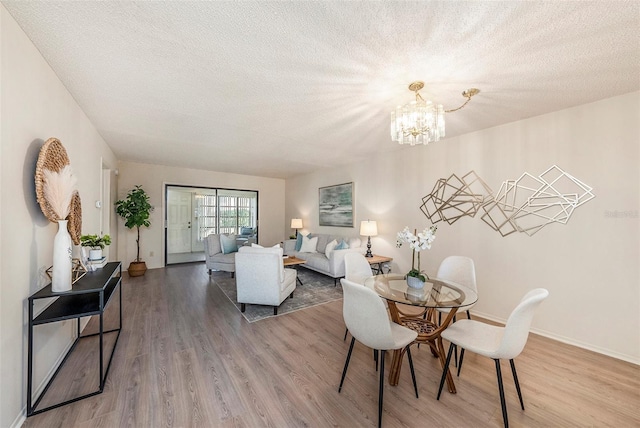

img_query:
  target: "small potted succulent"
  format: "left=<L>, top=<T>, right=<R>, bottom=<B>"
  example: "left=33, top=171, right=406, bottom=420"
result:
left=80, top=234, right=111, bottom=261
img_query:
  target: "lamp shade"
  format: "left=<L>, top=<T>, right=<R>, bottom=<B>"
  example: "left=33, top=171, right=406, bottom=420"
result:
left=360, top=220, right=378, bottom=237
left=291, top=218, right=303, bottom=229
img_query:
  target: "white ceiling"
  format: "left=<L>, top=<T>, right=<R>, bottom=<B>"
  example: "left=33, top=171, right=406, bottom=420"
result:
left=4, top=1, right=639, bottom=179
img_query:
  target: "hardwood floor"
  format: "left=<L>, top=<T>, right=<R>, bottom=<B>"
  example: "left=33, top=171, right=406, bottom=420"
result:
left=24, top=263, right=640, bottom=427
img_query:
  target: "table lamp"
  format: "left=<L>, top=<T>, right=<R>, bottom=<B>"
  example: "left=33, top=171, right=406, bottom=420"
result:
left=360, top=220, right=378, bottom=258
left=291, top=218, right=303, bottom=237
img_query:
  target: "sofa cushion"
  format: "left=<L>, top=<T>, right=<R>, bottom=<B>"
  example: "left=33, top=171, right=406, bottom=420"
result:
left=315, top=234, right=331, bottom=254
left=295, top=233, right=311, bottom=251
left=325, top=239, right=338, bottom=259
left=335, top=239, right=349, bottom=250
left=302, top=252, right=330, bottom=272
left=299, top=235, right=318, bottom=253
left=221, top=234, right=239, bottom=254
left=206, top=234, right=222, bottom=255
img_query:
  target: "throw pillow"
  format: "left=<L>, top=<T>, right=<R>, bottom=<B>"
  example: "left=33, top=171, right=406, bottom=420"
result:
left=335, top=239, right=349, bottom=250
left=220, top=234, right=238, bottom=254
left=325, top=239, right=338, bottom=259
left=348, top=237, right=362, bottom=248
left=299, top=235, right=318, bottom=253
left=295, top=233, right=311, bottom=251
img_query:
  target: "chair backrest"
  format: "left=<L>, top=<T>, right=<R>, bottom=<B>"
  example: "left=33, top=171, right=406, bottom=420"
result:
left=436, top=256, right=477, bottom=292
left=341, top=278, right=398, bottom=350
left=344, top=253, right=373, bottom=285
left=204, top=233, right=222, bottom=255
left=236, top=246, right=284, bottom=283
left=496, top=288, right=549, bottom=359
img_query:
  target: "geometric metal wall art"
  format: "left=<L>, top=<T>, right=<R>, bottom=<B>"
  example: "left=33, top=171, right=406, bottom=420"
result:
left=421, top=165, right=595, bottom=237
left=420, top=170, right=493, bottom=225
left=481, top=165, right=595, bottom=236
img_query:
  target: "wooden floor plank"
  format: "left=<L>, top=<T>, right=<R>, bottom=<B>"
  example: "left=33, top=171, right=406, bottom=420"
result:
left=23, top=263, right=640, bottom=427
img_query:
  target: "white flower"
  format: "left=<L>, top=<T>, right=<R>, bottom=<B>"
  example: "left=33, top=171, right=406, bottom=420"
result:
left=397, top=225, right=437, bottom=252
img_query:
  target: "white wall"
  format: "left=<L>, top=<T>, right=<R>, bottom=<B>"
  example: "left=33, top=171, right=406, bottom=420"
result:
left=0, top=7, right=118, bottom=427
left=116, top=161, right=285, bottom=269
left=286, top=91, right=640, bottom=364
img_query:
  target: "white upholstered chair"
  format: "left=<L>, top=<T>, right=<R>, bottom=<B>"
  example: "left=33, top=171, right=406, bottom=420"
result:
left=345, top=252, right=374, bottom=285
left=235, top=246, right=296, bottom=315
left=339, top=279, right=419, bottom=428
left=437, top=288, right=549, bottom=428
left=436, top=256, right=477, bottom=322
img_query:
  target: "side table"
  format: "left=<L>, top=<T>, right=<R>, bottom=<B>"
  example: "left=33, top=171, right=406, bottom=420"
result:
left=366, top=254, right=393, bottom=274
left=27, top=262, right=123, bottom=416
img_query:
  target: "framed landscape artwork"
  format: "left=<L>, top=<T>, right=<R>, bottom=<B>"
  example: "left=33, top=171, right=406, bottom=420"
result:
left=319, top=182, right=354, bottom=227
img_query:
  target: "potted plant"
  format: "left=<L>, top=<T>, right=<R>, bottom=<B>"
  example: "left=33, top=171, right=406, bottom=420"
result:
left=80, top=234, right=111, bottom=261
left=115, top=185, right=152, bottom=277
left=396, top=225, right=437, bottom=288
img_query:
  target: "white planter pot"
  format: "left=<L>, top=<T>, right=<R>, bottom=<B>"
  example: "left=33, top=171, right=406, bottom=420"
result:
left=89, top=248, right=103, bottom=261
left=52, top=220, right=72, bottom=292
left=406, top=275, right=425, bottom=289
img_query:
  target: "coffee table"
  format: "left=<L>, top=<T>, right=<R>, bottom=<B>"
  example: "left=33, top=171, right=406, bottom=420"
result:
left=283, top=256, right=306, bottom=285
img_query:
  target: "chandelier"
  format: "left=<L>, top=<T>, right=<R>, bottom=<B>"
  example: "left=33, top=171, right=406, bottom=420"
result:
left=390, top=81, right=479, bottom=146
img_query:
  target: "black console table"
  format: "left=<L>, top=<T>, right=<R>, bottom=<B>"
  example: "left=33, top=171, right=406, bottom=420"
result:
left=27, top=261, right=122, bottom=416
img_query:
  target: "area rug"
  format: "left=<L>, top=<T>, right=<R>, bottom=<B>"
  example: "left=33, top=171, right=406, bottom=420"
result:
left=212, top=268, right=343, bottom=322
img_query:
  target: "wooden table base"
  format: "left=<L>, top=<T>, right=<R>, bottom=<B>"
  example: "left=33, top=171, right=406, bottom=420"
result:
left=387, top=304, right=459, bottom=394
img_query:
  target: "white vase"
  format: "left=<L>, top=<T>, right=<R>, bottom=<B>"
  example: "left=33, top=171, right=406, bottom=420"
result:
left=52, top=220, right=72, bottom=292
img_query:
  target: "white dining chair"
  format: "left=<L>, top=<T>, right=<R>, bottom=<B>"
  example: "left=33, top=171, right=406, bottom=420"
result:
left=437, top=288, right=549, bottom=428
left=345, top=252, right=374, bottom=285
left=434, top=256, right=477, bottom=361
left=339, top=278, right=419, bottom=428
left=343, top=253, right=425, bottom=341
left=343, top=253, right=375, bottom=341
left=436, top=256, right=477, bottom=322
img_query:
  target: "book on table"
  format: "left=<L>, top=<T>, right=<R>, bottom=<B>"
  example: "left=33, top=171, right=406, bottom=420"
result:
left=89, top=257, right=108, bottom=268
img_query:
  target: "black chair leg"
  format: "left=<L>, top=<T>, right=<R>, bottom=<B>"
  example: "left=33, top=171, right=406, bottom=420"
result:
left=510, top=359, right=525, bottom=410
left=343, top=327, right=348, bottom=341
left=273, top=307, right=278, bottom=315
left=457, top=348, right=465, bottom=377
left=231, top=272, right=235, bottom=278
left=339, top=337, right=356, bottom=392
left=495, top=359, right=509, bottom=428
left=374, top=349, right=379, bottom=371
left=466, top=310, right=472, bottom=319
left=406, top=346, right=419, bottom=398
left=378, top=350, right=386, bottom=428
left=241, top=303, right=246, bottom=312
left=437, top=343, right=455, bottom=400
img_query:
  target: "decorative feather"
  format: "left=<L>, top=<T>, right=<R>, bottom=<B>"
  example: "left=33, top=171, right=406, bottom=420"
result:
left=43, top=165, right=77, bottom=220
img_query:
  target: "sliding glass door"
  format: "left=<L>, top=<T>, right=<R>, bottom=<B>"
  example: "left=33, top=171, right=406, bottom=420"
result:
left=165, top=185, right=258, bottom=265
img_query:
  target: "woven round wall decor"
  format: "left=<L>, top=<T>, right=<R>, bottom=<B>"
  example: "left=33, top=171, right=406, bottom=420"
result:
left=68, top=191, right=82, bottom=245
left=35, top=137, right=71, bottom=223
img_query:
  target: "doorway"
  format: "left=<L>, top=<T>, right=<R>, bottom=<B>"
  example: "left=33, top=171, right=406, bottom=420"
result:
left=165, top=185, right=258, bottom=265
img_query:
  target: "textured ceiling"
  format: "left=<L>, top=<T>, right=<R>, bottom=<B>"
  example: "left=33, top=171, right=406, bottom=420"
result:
left=4, top=1, right=640, bottom=179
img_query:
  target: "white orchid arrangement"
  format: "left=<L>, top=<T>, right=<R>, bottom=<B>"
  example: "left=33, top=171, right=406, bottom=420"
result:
left=396, top=225, right=437, bottom=282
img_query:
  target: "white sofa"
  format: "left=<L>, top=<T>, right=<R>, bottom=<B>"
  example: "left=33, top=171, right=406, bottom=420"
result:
left=235, top=246, right=297, bottom=315
left=283, top=233, right=366, bottom=285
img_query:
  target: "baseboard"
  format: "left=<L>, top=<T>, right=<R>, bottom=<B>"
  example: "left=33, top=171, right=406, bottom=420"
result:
left=472, top=311, right=639, bottom=365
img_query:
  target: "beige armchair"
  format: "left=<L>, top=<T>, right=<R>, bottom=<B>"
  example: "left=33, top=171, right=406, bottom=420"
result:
left=235, top=246, right=297, bottom=315
left=203, top=234, right=236, bottom=277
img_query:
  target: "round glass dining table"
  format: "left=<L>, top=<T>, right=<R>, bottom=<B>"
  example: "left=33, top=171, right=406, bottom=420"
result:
left=364, top=273, right=477, bottom=393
